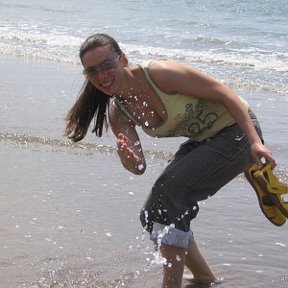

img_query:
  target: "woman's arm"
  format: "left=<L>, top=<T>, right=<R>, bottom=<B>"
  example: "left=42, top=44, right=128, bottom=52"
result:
left=109, top=102, right=146, bottom=175
left=149, top=60, right=275, bottom=168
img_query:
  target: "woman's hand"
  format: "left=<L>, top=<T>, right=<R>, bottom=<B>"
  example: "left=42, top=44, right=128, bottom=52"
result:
left=116, top=133, right=146, bottom=174
left=117, top=133, right=139, bottom=160
left=250, top=142, right=276, bottom=169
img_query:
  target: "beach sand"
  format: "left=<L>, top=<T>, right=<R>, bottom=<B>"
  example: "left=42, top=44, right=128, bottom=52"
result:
left=1, top=56, right=288, bottom=288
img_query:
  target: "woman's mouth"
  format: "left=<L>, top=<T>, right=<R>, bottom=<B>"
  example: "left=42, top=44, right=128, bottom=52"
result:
left=98, top=79, right=117, bottom=95
left=101, top=80, right=113, bottom=88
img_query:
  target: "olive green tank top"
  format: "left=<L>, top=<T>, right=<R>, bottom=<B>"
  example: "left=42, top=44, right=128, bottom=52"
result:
left=114, top=61, right=249, bottom=142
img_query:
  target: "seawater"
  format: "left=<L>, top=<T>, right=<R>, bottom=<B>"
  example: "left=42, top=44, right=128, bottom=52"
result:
left=0, top=1, right=288, bottom=287
left=0, top=0, right=287, bottom=96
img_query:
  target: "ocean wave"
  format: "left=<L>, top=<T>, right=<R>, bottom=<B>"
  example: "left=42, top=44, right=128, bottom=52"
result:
left=1, top=22, right=287, bottom=71
left=125, top=43, right=288, bottom=73
left=0, top=131, right=115, bottom=154
left=0, top=25, right=287, bottom=96
left=0, top=23, right=82, bottom=64
left=0, top=132, right=172, bottom=160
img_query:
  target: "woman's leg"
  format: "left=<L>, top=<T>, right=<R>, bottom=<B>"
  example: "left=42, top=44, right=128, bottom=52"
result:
left=141, top=123, right=257, bottom=287
left=185, top=240, right=217, bottom=284
left=160, top=243, right=186, bottom=288
left=160, top=240, right=217, bottom=288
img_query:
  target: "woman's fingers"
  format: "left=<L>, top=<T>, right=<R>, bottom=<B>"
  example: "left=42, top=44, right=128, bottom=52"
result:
left=252, top=145, right=276, bottom=169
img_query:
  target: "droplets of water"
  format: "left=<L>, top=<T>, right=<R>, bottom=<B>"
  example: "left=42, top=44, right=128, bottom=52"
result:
left=256, top=270, right=263, bottom=273
left=275, top=242, right=286, bottom=247
left=176, top=254, right=182, bottom=262
left=143, top=210, right=149, bottom=225
left=137, top=163, right=144, bottom=171
left=144, top=249, right=166, bottom=272
left=133, top=140, right=140, bottom=147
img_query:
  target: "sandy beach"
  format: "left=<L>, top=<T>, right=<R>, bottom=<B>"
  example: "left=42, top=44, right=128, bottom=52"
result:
left=0, top=56, right=287, bottom=288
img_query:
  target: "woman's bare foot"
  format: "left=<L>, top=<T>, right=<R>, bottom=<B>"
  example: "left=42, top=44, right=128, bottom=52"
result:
left=183, top=271, right=223, bottom=286
left=184, top=241, right=220, bottom=285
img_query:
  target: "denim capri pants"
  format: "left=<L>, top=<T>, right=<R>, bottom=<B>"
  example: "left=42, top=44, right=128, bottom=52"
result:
left=140, top=111, right=263, bottom=249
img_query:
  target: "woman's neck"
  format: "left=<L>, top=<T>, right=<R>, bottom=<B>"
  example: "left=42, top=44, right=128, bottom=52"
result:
left=115, top=66, right=144, bottom=100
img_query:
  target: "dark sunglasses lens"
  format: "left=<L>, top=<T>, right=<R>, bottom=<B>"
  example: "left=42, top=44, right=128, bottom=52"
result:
left=101, top=59, right=117, bottom=70
left=83, top=66, right=98, bottom=75
left=83, top=56, right=119, bottom=76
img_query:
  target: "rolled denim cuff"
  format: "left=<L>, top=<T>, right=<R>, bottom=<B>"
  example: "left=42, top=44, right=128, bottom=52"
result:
left=150, top=222, right=194, bottom=250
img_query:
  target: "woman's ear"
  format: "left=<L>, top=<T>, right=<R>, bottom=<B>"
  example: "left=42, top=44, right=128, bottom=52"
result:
left=120, top=53, right=129, bottom=67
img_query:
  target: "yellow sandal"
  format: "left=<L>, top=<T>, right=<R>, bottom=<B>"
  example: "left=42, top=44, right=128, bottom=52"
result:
left=244, top=163, right=286, bottom=226
left=254, top=163, right=288, bottom=218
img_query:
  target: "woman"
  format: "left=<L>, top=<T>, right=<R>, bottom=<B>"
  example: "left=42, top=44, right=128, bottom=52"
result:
left=65, top=33, right=275, bottom=288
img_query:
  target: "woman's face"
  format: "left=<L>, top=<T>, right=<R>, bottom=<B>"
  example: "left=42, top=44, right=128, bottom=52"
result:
left=81, top=45, right=122, bottom=96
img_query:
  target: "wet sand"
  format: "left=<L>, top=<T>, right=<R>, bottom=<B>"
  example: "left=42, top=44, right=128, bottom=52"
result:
left=0, top=56, right=288, bottom=288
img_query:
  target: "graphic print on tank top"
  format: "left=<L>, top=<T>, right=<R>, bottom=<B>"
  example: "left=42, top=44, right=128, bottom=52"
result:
left=168, top=100, right=219, bottom=137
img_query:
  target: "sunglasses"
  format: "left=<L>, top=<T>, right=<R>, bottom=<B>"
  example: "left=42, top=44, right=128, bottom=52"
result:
left=82, top=55, right=121, bottom=76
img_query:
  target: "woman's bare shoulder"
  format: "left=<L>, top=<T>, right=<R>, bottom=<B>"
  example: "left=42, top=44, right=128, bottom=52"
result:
left=148, top=59, right=193, bottom=92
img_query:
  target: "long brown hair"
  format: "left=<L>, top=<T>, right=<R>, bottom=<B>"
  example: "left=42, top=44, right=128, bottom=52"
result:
left=65, top=33, right=122, bottom=142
